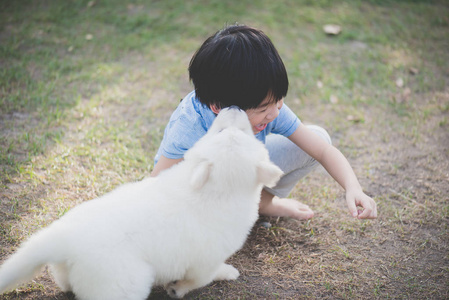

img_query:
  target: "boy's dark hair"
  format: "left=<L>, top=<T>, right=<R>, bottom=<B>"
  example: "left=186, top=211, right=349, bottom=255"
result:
left=189, top=25, right=288, bottom=111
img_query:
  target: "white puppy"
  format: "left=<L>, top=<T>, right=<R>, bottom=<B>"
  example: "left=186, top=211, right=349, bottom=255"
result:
left=0, top=107, right=283, bottom=300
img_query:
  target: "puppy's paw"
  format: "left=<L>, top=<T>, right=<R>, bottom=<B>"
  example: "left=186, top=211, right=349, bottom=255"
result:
left=214, top=263, right=240, bottom=281
left=166, top=280, right=189, bottom=299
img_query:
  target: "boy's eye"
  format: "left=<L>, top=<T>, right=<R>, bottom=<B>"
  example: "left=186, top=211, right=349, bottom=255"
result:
left=258, top=106, right=270, bottom=113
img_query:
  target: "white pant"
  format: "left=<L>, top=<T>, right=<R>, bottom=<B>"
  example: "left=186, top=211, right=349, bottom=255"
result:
left=264, top=125, right=332, bottom=198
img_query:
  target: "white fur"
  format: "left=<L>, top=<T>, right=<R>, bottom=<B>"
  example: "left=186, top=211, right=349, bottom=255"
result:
left=0, top=108, right=283, bottom=300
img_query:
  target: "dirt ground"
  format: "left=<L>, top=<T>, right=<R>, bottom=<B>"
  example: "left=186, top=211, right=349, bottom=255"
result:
left=1, top=86, right=448, bottom=300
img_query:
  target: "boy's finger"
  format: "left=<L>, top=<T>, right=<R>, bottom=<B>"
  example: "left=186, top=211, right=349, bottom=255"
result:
left=345, top=196, right=358, bottom=218
left=359, top=201, right=378, bottom=219
left=357, top=207, right=373, bottom=219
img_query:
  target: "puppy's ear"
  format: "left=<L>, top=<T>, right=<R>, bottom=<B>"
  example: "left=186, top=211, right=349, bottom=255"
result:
left=190, top=160, right=213, bottom=190
left=257, top=161, right=283, bottom=188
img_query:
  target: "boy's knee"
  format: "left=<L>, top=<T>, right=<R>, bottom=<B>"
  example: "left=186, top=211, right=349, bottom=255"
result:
left=307, top=125, right=332, bottom=145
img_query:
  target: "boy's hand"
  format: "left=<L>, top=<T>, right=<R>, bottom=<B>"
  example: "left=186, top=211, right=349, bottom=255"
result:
left=346, top=189, right=377, bottom=219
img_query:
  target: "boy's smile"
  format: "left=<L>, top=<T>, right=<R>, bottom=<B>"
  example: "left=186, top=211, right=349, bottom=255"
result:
left=254, top=123, right=268, bottom=132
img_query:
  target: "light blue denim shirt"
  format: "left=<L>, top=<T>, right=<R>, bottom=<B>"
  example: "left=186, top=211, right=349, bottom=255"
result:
left=154, top=90, right=300, bottom=164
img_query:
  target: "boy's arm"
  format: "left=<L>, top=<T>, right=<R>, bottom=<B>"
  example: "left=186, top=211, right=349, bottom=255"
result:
left=288, top=123, right=377, bottom=219
left=151, top=155, right=183, bottom=177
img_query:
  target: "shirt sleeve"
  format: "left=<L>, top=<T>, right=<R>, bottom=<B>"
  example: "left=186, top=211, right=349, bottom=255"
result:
left=159, top=114, right=207, bottom=160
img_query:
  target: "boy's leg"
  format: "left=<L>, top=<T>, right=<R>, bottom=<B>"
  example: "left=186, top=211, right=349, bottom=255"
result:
left=259, top=125, right=332, bottom=220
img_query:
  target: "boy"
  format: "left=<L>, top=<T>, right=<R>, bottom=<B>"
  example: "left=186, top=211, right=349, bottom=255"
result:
left=151, top=25, right=377, bottom=221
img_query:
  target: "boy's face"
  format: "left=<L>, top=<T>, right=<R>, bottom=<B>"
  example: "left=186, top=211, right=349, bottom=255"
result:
left=245, top=98, right=284, bottom=134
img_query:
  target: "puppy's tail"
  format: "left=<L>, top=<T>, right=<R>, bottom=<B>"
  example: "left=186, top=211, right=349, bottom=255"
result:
left=0, top=225, right=64, bottom=294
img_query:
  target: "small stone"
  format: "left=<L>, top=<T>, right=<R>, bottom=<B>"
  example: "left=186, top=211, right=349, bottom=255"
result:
left=260, top=222, right=272, bottom=229
left=323, top=24, right=342, bottom=35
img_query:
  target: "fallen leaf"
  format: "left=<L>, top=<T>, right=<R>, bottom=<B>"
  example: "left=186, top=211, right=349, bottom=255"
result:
left=257, top=253, right=268, bottom=260
left=395, top=87, right=412, bottom=103
left=409, top=67, right=419, bottom=75
left=330, top=95, right=339, bottom=104
left=323, top=24, right=342, bottom=35
left=403, top=87, right=411, bottom=98
left=346, top=114, right=364, bottom=123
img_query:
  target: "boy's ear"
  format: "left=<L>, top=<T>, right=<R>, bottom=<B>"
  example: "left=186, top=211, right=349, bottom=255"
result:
left=190, top=160, right=213, bottom=190
left=210, top=104, right=221, bottom=114
left=257, top=161, right=283, bottom=188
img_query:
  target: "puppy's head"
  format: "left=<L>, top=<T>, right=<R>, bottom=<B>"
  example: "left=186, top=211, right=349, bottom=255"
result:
left=207, top=106, right=253, bottom=136
left=185, top=107, right=283, bottom=191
